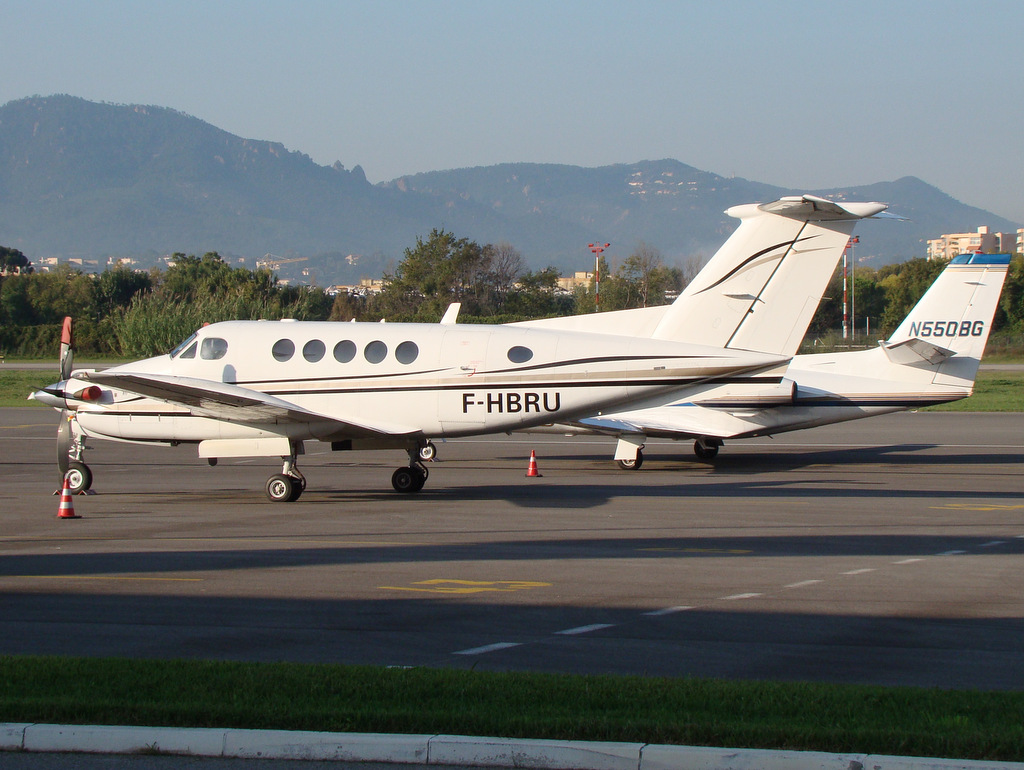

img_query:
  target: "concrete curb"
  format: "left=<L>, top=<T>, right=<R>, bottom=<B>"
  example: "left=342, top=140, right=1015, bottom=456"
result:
left=2, top=723, right=1023, bottom=769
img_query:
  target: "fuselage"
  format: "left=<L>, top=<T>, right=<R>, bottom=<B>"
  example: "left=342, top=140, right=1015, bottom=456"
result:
left=59, top=319, right=786, bottom=445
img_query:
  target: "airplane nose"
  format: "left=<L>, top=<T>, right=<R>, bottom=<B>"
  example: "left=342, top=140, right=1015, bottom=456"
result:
left=29, top=384, right=67, bottom=408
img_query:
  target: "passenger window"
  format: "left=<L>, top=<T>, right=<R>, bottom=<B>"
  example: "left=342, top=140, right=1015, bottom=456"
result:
left=333, top=340, right=356, bottom=363
left=395, top=341, right=419, bottom=364
left=364, top=340, right=387, bottom=364
left=178, top=341, right=198, bottom=359
left=272, top=339, right=295, bottom=362
left=507, top=345, right=533, bottom=363
left=303, top=339, right=326, bottom=362
left=200, top=337, right=228, bottom=360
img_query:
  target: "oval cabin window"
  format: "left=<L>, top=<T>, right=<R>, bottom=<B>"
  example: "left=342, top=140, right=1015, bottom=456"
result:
left=507, top=345, right=533, bottom=363
left=303, top=339, right=326, bottom=362
left=333, top=340, right=356, bottom=363
left=272, top=339, right=295, bottom=362
left=364, top=340, right=388, bottom=364
left=395, top=341, right=419, bottom=364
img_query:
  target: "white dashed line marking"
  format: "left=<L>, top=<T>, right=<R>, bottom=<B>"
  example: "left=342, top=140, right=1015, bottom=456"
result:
left=784, top=580, right=822, bottom=589
left=894, top=558, right=924, bottom=565
left=843, top=568, right=876, bottom=576
left=720, top=593, right=762, bottom=601
left=555, top=623, right=615, bottom=636
left=454, top=642, right=521, bottom=656
left=643, top=606, right=693, bottom=616
left=980, top=541, right=1006, bottom=548
left=939, top=550, right=967, bottom=556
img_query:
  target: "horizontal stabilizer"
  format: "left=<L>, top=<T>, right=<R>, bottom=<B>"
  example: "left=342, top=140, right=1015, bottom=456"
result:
left=881, top=338, right=955, bottom=366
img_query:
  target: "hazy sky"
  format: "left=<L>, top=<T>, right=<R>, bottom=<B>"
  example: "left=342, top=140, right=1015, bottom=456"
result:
left=5, top=0, right=1023, bottom=222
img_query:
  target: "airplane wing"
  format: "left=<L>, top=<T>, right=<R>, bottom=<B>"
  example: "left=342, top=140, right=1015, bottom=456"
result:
left=78, top=370, right=421, bottom=438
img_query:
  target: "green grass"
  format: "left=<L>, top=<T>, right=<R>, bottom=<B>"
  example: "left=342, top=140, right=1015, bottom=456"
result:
left=0, top=368, right=57, bottom=407
left=1, top=657, right=1022, bottom=761
left=923, top=370, right=1024, bottom=412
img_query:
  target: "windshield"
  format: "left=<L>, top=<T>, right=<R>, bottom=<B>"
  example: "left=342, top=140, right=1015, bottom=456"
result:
left=169, top=332, right=198, bottom=358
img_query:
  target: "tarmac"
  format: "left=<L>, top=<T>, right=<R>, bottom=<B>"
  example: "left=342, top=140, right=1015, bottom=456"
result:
left=3, top=406, right=1024, bottom=767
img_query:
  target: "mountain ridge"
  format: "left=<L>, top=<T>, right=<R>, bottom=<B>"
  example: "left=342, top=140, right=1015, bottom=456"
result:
left=1, top=95, right=1018, bottom=284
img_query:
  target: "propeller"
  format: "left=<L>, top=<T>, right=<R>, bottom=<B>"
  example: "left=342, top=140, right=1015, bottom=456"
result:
left=57, top=317, right=74, bottom=474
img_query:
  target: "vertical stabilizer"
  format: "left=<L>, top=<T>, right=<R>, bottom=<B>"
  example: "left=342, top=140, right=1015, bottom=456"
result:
left=652, top=195, right=888, bottom=355
left=885, top=253, right=1010, bottom=388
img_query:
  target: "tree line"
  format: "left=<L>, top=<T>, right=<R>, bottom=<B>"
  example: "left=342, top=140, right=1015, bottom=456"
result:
left=2, top=234, right=1023, bottom=359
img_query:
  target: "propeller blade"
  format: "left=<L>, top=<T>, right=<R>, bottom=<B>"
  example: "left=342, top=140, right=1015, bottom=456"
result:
left=59, top=316, right=74, bottom=381
left=57, top=410, right=72, bottom=475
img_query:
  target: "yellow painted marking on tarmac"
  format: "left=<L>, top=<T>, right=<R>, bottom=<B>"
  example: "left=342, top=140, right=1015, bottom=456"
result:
left=379, top=579, right=551, bottom=594
left=10, top=575, right=203, bottom=582
left=638, top=547, right=752, bottom=555
left=931, top=503, right=1024, bottom=512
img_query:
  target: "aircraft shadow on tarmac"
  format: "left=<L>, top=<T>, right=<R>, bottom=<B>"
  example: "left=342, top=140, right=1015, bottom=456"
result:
left=1, top=589, right=1021, bottom=690
left=3, top=532, right=1022, bottom=579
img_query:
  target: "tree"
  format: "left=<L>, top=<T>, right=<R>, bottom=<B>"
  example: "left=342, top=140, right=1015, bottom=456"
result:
left=0, top=246, right=32, bottom=274
left=379, top=229, right=493, bottom=319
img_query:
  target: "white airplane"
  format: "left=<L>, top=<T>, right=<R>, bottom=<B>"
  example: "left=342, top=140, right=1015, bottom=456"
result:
left=552, top=252, right=1011, bottom=468
left=30, top=194, right=887, bottom=501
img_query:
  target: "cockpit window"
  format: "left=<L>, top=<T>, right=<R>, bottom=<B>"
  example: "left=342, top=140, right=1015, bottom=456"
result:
left=178, top=341, right=198, bottom=359
left=200, top=337, right=228, bottom=360
left=170, top=332, right=198, bottom=358
left=272, top=339, right=295, bottom=362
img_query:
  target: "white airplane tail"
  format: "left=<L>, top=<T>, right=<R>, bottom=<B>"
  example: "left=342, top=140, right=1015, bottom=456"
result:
left=882, top=253, right=1011, bottom=389
left=651, top=195, right=890, bottom=355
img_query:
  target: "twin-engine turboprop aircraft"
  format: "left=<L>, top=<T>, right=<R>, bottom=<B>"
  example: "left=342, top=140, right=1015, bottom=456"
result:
left=31, top=194, right=890, bottom=501
left=555, top=252, right=1011, bottom=469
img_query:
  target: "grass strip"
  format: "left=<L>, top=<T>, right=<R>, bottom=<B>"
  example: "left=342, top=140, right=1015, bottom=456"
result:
left=1, top=657, right=1022, bottom=761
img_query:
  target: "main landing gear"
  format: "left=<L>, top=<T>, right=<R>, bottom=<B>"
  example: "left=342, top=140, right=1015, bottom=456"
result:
left=265, top=445, right=306, bottom=502
left=392, top=446, right=429, bottom=493
left=694, top=438, right=722, bottom=461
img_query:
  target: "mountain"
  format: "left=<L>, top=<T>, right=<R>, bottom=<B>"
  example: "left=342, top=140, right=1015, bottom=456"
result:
left=1, top=95, right=1019, bottom=284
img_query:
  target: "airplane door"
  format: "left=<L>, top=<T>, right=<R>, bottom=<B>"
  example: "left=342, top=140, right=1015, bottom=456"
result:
left=439, top=328, right=492, bottom=429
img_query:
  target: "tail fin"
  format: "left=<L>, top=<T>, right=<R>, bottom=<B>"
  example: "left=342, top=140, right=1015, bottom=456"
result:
left=883, top=253, right=1010, bottom=388
left=652, top=195, right=890, bottom=355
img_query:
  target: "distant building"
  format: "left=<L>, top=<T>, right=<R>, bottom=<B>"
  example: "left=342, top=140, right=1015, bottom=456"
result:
left=926, top=226, right=1015, bottom=260
left=557, top=271, right=593, bottom=293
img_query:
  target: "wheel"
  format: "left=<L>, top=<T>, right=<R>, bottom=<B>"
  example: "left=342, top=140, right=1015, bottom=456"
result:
left=418, top=442, right=437, bottom=462
left=64, top=462, right=92, bottom=494
left=392, top=466, right=426, bottom=493
left=694, top=440, right=720, bottom=460
left=616, top=449, right=644, bottom=470
left=287, top=481, right=304, bottom=502
left=266, top=473, right=296, bottom=502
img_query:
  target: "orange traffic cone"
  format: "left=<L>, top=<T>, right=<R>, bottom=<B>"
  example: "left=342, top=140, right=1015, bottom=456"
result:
left=525, top=450, right=542, bottom=477
left=57, top=476, right=80, bottom=519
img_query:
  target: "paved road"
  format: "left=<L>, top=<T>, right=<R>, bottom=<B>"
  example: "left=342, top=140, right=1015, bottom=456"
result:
left=2, top=407, right=1023, bottom=689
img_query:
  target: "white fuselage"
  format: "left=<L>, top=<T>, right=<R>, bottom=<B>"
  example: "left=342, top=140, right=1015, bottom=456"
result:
left=66, top=319, right=785, bottom=446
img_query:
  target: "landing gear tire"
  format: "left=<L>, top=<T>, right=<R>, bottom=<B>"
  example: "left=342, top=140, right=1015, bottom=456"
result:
left=392, top=466, right=427, bottom=493
left=64, top=462, right=92, bottom=494
left=266, top=473, right=298, bottom=503
left=616, top=449, right=644, bottom=470
left=418, top=442, right=437, bottom=462
left=694, top=440, right=720, bottom=461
